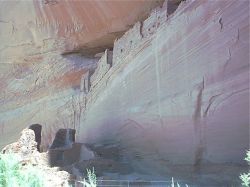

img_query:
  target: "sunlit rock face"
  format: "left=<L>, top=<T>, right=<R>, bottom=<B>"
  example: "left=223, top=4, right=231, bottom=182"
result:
left=0, top=0, right=162, bottom=149
left=0, top=0, right=249, bottom=185
left=0, top=0, right=163, bottom=60
left=0, top=52, right=97, bottom=150
left=78, top=0, right=249, bottom=185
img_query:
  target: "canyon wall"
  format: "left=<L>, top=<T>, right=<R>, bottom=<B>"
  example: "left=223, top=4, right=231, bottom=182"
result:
left=0, top=0, right=162, bottom=150
left=0, top=0, right=249, bottom=185
left=77, top=0, right=249, bottom=183
left=0, top=53, right=97, bottom=150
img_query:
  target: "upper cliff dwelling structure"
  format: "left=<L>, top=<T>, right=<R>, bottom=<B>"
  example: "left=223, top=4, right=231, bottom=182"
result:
left=0, top=0, right=249, bottom=186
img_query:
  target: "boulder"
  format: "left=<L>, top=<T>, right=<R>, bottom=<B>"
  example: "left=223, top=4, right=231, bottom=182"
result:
left=1, top=129, right=38, bottom=157
left=0, top=128, right=72, bottom=187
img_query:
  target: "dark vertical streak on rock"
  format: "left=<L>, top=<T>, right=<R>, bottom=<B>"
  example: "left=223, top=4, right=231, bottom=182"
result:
left=203, top=94, right=222, bottom=118
left=219, top=17, right=223, bottom=31
left=139, top=21, right=144, bottom=38
left=193, top=78, right=205, bottom=171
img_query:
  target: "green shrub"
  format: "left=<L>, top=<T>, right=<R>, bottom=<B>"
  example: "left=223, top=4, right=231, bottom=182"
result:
left=82, top=167, right=97, bottom=187
left=0, top=154, right=43, bottom=187
left=80, top=168, right=190, bottom=187
left=240, top=150, right=250, bottom=187
left=170, top=177, right=189, bottom=187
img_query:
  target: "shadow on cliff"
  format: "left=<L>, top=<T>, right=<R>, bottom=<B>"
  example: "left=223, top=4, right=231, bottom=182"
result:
left=46, top=128, right=135, bottom=184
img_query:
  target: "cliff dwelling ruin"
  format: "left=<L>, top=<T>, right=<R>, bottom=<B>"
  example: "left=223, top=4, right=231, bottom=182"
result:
left=0, top=0, right=249, bottom=186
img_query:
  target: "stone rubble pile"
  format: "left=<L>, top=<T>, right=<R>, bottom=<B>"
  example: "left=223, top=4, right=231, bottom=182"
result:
left=1, top=129, right=71, bottom=187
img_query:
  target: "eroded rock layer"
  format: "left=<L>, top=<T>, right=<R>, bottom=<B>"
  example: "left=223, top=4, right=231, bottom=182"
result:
left=0, top=0, right=162, bottom=149
left=0, top=0, right=249, bottom=185
left=77, top=0, right=249, bottom=185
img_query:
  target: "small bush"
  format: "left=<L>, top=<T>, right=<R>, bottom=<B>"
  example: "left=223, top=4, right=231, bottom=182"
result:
left=82, top=167, right=97, bottom=187
left=80, top=168, right=190, bottom=187
left=240, top=150, right=250, bottom=187
left=0, top=154, right=43, bottom=187
left=170, top=177, right=189, bottom=187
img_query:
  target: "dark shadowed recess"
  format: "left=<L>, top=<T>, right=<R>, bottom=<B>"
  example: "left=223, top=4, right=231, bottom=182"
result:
left=29, top=124, right=42, bottom=152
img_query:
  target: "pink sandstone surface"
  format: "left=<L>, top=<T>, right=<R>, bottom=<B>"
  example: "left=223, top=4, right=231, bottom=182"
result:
left=77, top=0, right=249, bottom=184
left=0, top=0, right=249, bottom=185
left=0, top=0, right=163, bottom=149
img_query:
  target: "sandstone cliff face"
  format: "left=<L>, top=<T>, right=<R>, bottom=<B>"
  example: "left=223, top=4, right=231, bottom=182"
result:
left=0, top=0, right=249, bottom=185
left=0, top=0, right=162, bottom=149
left=0, top=52, right=97, bottom=150
left=76, top=0, right=249, bottom=184
left=0, top=0, right=163, bottom=59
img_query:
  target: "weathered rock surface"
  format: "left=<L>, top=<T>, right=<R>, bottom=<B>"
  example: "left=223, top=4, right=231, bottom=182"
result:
left=1, top=129, right=38, bottom=156
left=1, top=129, right=71, bottom=187
left=0, top=0, right=163, bottom=151
left=0, top=0, right=249, bottom=186
left=0, top=51, right=98, bottom=150
left=76, top=0, right=249, bottom=185
left=0, top=0, right=163, bottom=60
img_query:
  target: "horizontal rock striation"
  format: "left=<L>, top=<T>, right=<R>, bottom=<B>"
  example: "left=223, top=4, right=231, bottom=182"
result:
left=0, top=0, right=163, bottom=62
left=0, top=0, right=249, bottom=185
left=0, top=0, right=163, bottom=151
left=76, top=0, right=249, bottom=185
left=0, top=53, right=97, bottom=150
